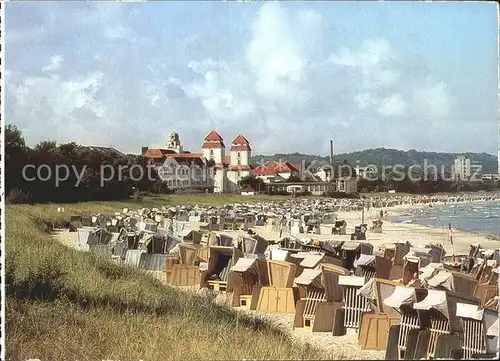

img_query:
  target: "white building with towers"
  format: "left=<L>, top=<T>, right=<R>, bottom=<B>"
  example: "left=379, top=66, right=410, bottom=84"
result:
left=201, top=131, right=252, bottom=193
left=142, top=130, right=252, bottom=193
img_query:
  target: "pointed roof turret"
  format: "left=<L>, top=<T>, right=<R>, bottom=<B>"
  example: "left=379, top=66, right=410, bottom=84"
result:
left=230, top=134, right=251, bottom=151
left=202, top=130, right=225, bottom=149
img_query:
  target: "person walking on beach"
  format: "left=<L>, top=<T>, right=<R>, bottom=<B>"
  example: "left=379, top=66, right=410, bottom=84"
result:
left=380, top=209, right=383, bottom=218
left=279, top=216, right=286, bottom=238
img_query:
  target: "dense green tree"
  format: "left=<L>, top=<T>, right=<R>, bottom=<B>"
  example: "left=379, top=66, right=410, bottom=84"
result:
left=5, top=125, right=29, bottom=199
left=238, top=174, right=266, bottom=192
left=4, top=124, right=166, bottom=203
left=287, top=174, right=302, bottom=182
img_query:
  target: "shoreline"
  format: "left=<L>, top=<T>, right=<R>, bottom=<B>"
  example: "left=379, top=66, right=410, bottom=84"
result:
left=384, top=199, right=500, bottom=239
left=333, top=199, right=500, bottom=255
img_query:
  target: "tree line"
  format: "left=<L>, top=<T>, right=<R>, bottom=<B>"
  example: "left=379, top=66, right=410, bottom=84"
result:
left=6, top=124, right=500, bottom=204
left=5, top=124, right=168, bottom=204
left=251, top=148, right=498, bottom=174
left=237, top=168, right=500, bottom=196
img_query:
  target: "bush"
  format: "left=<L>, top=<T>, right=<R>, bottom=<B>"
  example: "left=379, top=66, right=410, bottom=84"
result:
left=270, top=190, right=289, bottom=196
left=7, top=188, right=31, bottom=204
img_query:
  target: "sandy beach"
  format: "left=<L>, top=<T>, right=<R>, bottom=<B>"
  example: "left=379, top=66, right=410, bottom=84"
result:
left=219, top=201, right=500, bottom=257
left=345, top=202, right=500, bottom=255
left=52, top=198, right=500, bottom=359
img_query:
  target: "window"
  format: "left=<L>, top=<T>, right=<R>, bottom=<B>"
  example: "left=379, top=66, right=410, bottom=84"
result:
left=237, top=159, right=241, bottom=165
left=209, top=149, right=214, bottom=159
left=237, top=152, right=241, bottom=159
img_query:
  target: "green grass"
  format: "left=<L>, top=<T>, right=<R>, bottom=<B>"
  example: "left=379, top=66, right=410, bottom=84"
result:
left=5, top=195, right=330, bottom=361
left=359, top=192, right=412, bottom=198
left=9, top=194, right=292, bottom=223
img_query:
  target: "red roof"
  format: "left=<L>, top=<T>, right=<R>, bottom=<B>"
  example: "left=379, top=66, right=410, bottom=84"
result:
left=202, top=141, right=225, bottom=149
left=230, top=144, right=251, bottom=151
left=228, top=164, right=251, bottom=171
left=166, top=153, right=204, bottom=159
left=252, top=161, right=300, bottom=176
left=230, top=134, right=251, bottom=151
left=253, top=167, right=278, bottom=176
left=143, top=149, right=176, bottom=159
left=144, top=149, right=206, bottom=160
left=204, top=130, right=223, bottom=141
left=232, top=135, right=250, bottom=144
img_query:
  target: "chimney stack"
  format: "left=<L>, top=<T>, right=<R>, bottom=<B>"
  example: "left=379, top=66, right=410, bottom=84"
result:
left=330, top=140, right=334, bottom=165
left=498, top=149, right=500, bottom=174
left=141, top=146, right=149, bottom=156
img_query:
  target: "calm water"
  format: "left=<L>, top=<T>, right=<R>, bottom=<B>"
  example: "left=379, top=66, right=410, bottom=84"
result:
left=390, top=201, right=500, bottom=237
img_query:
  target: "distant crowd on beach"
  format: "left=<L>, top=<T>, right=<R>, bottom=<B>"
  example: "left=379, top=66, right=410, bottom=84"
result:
left=329, top=193, right=500, bottom=213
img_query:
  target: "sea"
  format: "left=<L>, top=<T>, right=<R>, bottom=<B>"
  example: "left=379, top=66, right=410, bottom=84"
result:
left=389, top=200, right=500, bottom=238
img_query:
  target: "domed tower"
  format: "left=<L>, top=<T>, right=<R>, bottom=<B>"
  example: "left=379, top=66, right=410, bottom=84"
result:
left=166, top=131, right=183, bottom=154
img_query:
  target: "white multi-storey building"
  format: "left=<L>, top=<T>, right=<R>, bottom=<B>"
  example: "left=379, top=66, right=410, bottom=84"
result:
left=454, top=156, right=471, bottom=180
left=142, top=130, right=252, bottom=193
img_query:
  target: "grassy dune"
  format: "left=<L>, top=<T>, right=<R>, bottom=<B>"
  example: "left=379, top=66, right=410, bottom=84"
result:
left=5, top=195, right=327, bottom=361
left=10, top=194, right=291, bottom=224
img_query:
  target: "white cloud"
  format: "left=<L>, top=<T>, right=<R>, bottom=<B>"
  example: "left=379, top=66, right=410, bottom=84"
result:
left=246, top=3, right=309, bottom=100
left=329, top=38, right=400, bottom=90
left=376, top=93, right=407, bottom=116
left=42, top=55, right=64, bottom=72
left=329, top=47, right=358, bottom=67
left=329, top=38, right=395, bottom=68
left=9, top=71, right=107, bottom=145
left=15, top=72, right=105, bottom=115
left=414, top=80, right=451, bottom=118
left=7, top=2, right=477, bottom=155
left=354, top=92, right=375, bottom=109
left=104, top=25, right=132, bottom=40
left=182, top=59, right=256, bottom=124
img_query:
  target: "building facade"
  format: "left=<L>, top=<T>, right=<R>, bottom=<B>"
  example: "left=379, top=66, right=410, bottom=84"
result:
left=142, top=130, right=252, bottom=193
left=453, top=156, right=483, bottom=181
left=268, top=177, right=358, bottom=195
left=252, top=160, right=301, bottom=183
left=142, top=131, right=358, bottom=194
left=227, top=135, right=252, bottom=190
left=454, top=156, right=471, bottom=180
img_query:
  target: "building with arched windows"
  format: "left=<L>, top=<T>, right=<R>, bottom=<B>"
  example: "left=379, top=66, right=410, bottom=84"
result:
left=142, top=130, right=252, bottom=193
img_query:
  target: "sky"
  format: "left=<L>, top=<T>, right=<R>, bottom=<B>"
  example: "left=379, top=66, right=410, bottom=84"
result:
left=5, top=1, right=499, bottom=156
